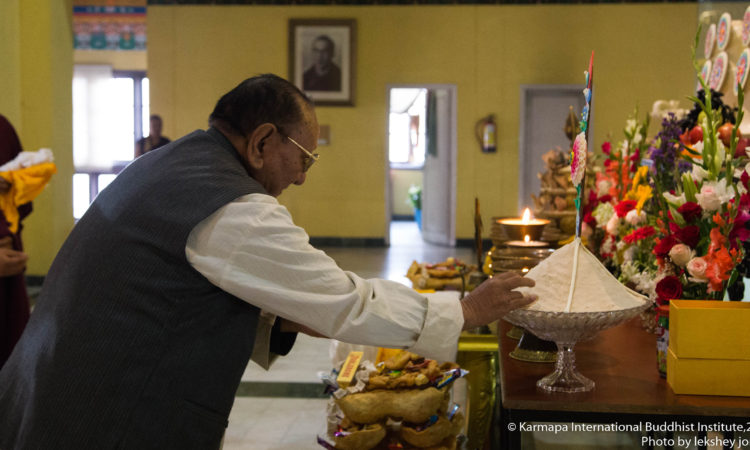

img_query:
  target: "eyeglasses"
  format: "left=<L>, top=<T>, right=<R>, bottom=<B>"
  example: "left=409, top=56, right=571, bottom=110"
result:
left=284, top=135, right=319, bottom=172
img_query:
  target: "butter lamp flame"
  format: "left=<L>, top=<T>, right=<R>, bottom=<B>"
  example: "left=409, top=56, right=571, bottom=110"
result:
left=521, top=208, right=531, bottom=224
left=497, top=208, right=550, bottom=242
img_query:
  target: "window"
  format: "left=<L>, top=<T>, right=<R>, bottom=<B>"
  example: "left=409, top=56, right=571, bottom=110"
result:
left=72, top=65, right=149, bottom=219
left=389, top=88, right=427, bottom=168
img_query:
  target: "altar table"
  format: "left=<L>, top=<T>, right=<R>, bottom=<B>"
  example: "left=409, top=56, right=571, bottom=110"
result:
left=496, top=319, right=750, bottom=449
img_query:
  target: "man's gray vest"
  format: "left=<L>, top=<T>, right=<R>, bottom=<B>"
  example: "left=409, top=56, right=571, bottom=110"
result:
left=0, top=128, right=266, bottom=449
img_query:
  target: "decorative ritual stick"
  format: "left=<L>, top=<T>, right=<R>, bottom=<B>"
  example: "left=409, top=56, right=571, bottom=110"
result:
left=565, top=51, right=594, bottom=313
left=572, top=51, right=594, bottom=239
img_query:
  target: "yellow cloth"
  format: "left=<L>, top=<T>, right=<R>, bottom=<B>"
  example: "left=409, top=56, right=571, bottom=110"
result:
left=0, top=162, right=57, bottom=233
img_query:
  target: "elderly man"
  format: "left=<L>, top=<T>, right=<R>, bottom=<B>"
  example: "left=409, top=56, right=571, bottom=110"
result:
left=0, top=74, right=534, bottom=449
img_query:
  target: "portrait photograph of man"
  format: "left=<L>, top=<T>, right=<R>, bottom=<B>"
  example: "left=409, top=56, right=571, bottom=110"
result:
left=303, top=35, right=341, bottom=92
left=290, top=19, right=355, bottom=106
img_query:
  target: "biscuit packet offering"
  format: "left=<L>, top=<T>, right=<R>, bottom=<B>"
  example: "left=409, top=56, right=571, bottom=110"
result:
left=318, top=350, right=468, bottom=449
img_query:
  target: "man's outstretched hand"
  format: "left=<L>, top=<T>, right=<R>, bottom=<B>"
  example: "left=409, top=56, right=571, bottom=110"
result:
left=461, top=271, right=537, bottom=330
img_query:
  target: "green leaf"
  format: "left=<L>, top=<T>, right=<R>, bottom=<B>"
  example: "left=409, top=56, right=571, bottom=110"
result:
left=682, top=173, right=698, bottom=203
left=668, top=205, right=686, bottom=227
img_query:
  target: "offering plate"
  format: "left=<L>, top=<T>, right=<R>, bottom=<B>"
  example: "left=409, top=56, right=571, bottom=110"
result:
left=504, top=302, right=651, bottom=393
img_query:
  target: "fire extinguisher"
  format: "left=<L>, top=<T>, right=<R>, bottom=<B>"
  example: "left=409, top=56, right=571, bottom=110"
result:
left=475, top=114, right=497, bottom=153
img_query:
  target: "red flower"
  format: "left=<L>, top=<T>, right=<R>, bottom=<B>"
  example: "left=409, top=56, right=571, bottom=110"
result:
left=602, top=142, right=612, bottom=155
left=677, top=202, right=702, bottom=223
left=614, top=200, right=637, bottom=218
left=729, top=195, right=750, bottom=245
left=655, top=276, right=683, bottom=305
left=598, top=194, right=612, bottom=204
left=583, top=212, right=596, bottom=227
left=623, top=226, right=655, bottom=244
left=669, top=223, right=700, bottom=248
left=653, top=235, right=678, bottom=258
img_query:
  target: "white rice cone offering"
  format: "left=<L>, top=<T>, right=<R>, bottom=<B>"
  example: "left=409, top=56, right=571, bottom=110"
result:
left=516, top=238, right=648, bottom=313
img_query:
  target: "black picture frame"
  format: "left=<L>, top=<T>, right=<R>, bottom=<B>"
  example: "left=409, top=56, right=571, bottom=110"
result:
left=289, top=19, right=356, bottom=107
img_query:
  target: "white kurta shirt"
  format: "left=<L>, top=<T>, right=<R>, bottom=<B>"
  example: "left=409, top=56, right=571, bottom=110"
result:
left=185, top=193, right=464, bottom=366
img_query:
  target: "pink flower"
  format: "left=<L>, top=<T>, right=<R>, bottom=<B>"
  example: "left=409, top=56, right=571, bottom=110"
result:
left=581, top=222, right=593, bottom=240
left=571, top=132, right=587, bottom=187
left=668, top=244, right=694, bottom=267
left=625, top=208, right=646, bottom=226
left=686, top=257, right=709, bottom=282
left=606, top=215, right=621, bottom=235
left=695, top=185, right=722, bottom=212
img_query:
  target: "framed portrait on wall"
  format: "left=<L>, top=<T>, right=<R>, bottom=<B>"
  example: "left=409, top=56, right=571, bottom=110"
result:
left=289, top=19, right=356, bottom=107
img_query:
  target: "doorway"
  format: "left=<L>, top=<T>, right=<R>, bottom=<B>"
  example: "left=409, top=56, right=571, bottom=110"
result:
left=518, top=85, right=586, bottom=210
left=385, top=85, right=457, bottom=247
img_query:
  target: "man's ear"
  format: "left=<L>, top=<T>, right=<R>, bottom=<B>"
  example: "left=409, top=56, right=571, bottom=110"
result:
left=244, top=123, right=275, bottom=170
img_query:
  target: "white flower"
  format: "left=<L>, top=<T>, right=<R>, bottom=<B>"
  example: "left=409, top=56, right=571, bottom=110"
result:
left=632, top=132, right=643, bottom=145
left=662, top=191, right=686, bottom=207
left=717, top=178, right=736, bottom=202
left=716, top=139, right=726, bottom=160
left=625, top=209, right=647, bottom=226
left=695, top=179, right=734, bottom=212
left=695, top=184, right=722, bottom=211
left=601, top=236, right=615, bottom=255
left=592, top=202, right=615, bottom=229
left=668, top=244, right=694, bottom=267
left=606, top=214, right=621, bottom=235
left=631, top=270, right=661, bottom=300
left=622, top=245, right=636, bottom=263
left=596, top=178, right=612, bottom=196
left=620, top=261, right=639, bottom=281
left=693, top=141, right=704, bottom=159
left=691, top=162, right=709, bottom=182
left=620, top=141, right=630, bottom=158
left=625, top=119, right=637, bottom=134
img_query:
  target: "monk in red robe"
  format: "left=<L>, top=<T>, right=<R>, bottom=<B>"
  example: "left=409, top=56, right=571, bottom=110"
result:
left=0, top=115, right=31, bottom=369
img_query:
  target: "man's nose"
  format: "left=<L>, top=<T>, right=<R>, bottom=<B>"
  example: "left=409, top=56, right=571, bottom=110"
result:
left=294, top=171, right=307, bottom=186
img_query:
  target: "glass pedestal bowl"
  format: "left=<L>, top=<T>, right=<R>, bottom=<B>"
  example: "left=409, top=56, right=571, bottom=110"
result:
left=504, top=302, right=651, bottom=393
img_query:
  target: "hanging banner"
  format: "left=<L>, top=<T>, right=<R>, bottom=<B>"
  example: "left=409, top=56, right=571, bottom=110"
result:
left=73, top=1, right=147, bottom=51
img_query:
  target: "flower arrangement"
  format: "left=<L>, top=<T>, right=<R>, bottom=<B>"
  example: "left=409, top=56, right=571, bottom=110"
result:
left=650, top=80, right=750, bottom=303
left=582, top=111, right=662, bottom=297
left=406, top=184, right=422, bottom=211
left=584, top=41, right=750, bottom=305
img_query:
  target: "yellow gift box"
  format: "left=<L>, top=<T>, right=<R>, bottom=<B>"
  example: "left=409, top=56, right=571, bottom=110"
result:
left=669, top=300, right=750, bottom=360
left=666, top=300, right=750, bottom=397
left=666, top=348, right=750, bottom=397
